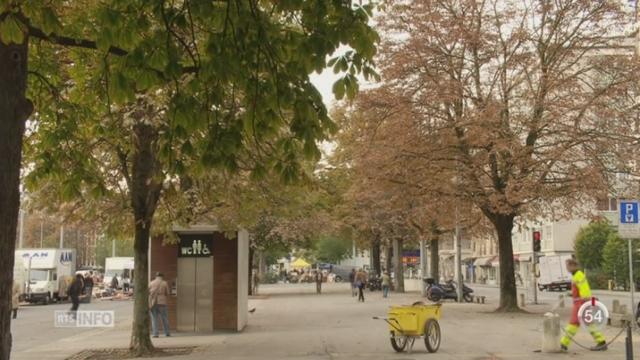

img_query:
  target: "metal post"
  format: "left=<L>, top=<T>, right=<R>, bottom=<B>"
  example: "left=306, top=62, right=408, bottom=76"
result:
left=27, top=255, right=32, bottom=297
left=455, top=225, right=463, bottom=302
left=18, top=209, right=24, bottom=248
left=626, top=321, right=634, bottom=360
left=629, top=238, right=635, bottom=329
left=59, top=224, right=64, bottom=248
left=531, top=230, right=538, bottom=305
left=533, top=253, right=538, bottom=305
left=112, top=239, right=116, bottom=257
left=420, top=238, right=427, bottom=297
left=39, top=221, right=43, bottom=248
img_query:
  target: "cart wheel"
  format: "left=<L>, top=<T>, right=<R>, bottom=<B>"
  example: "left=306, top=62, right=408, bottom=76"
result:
left=390, top=333, right=408, bottom=352
left=424, top=319, right=441, bottom=353
left=463, top=293, right=473, bottom=303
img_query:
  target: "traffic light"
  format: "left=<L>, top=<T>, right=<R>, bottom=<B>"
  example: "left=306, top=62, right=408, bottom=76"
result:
left=533, top=231, right=541, bottom=252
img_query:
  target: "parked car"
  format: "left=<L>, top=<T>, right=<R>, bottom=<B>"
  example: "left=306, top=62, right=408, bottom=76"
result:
left=330, top=265, right=355, bottom=283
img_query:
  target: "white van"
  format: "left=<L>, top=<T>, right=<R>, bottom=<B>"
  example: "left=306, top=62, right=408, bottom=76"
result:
left=104, top=257, right=134, bottom=289
left=14, top=248, right=77, bottom=304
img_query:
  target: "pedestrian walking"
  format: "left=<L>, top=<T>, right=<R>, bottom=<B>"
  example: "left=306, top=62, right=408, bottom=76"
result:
left=252, top=270, right=260, bottom=295
left=12, top=281, right=20, bottom=319
left=83, top=272, right=94, bottom=303
left=381, top=272, right=391, bottom=298
left=110, top=273, right=119, bottom=296
left=355, top=268, right=367, bottom=302
left=149, top=272, right=171, bottom=338
left=349, top=269, right=356, bottom=297
left=123, top=276, right=130, bottom=294
left=560, top=258, right=607, bottom=351
left=315, top=269, right=323, bottom=294
left=68, top=274, right=84, bottom=318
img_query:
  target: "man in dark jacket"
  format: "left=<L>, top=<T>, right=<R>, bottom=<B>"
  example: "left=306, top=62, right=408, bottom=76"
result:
left=68, top=274, right=84, bottom=318
left=315, top=270, right=323, bottom=294
left=348, top=269, right=356, bottom=297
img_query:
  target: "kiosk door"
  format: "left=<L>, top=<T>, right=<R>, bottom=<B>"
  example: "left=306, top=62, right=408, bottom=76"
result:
left=177, top=235, right=214, bottom=332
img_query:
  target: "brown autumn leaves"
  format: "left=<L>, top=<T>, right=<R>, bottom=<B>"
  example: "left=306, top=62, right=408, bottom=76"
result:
left=334, top=0, right=640, bottom=310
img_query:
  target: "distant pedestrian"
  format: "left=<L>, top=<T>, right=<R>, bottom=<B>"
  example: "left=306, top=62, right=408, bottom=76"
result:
left=382, top=272, right=391, bottom=298
left=355, top=268, right=367, bottom=302
left=252, top=270, right=260, bottom=295
left=110, top=273, right=119, bottom=292
left=349, top=269, right=356, bottom=297
left=12, top=281, right=20, bottom=319
left=149, top=272, right=171, bottom=338
left=68, top=274, right=84, bottom=317
left=315, top=270, right=323, bottom=294
left=83, top=272, right=94, bottom=303
left=123, top=277, right=130, bottom=293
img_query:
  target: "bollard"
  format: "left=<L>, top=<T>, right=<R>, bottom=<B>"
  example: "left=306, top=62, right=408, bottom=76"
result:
left=613, top=300, right=620, bottom=314
left=542, top=312, right=561, bottom=353
left=558, top=294, right=564, bottom=309
left=519, top=293, right=526, bottom=307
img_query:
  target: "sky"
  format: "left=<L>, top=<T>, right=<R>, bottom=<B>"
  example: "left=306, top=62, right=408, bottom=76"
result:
left=310, top=64, right=341, bottom=109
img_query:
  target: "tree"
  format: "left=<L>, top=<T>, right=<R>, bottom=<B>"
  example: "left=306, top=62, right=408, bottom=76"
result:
left=315, top=236, right=351, bottom=264
left=7, top=1, right=379, bottom=358
left=367, top=0, right=636, bottom=311
left=575, top=221, right=614, bottom=271
left=602, top=232, right=638, bottom=289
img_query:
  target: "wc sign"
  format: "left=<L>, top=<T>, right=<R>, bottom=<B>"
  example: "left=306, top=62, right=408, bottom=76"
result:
left=178, top=234, right=214, bottom=257
left=619, top=200, right=640, bottom=239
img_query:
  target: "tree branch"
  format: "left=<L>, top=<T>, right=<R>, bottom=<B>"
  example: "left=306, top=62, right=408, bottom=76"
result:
left=27, top=24, right=128, bottom=56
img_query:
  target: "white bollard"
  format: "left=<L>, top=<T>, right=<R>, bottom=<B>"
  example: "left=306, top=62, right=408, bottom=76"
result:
left=542, top=312, right=561, bottom=353
left=519, top=293, right=526, bottom=307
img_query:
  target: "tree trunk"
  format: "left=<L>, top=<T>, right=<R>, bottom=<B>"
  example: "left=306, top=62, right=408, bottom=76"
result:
left=248, top=247, right=254, bottom=296
left=0, top=35, right=32, bottom=360
left=491, top=213, right=519, bottom=312
left=393, top=238, right=405, bottom=292
left=128, top=122, right=162, bottom=355
left=130, top=221, right=153, bottom=355
left=429, top=237, right=439, bottom=282
left=385, top=243, right=392, bottom=274
left=371, top=235, right=381, bottom=277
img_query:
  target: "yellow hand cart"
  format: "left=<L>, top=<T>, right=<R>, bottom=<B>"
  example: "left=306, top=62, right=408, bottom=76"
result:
left=373, top=301, right=442, bottom=353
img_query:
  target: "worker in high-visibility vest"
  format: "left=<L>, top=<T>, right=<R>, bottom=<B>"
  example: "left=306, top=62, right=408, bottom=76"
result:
left=560, top=258, right=607, bottom=351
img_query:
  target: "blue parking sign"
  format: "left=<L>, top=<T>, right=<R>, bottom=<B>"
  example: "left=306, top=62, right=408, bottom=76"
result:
left=620, top=201, right=639, bottom=224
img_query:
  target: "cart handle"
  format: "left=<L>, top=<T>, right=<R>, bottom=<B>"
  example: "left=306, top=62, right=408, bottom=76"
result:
left=372, top=316, right=403, bottom=333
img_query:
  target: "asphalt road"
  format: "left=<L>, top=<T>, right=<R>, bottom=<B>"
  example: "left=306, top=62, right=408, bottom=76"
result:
left=10, top=298, right=133, bottom=359
left=470, top=283, right=638, bottom=312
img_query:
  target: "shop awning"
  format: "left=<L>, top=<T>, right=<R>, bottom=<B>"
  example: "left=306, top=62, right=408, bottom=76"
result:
left=490, top=256, right=500, bottom=266
left=462, top=256, right=476, bottom=264
left=474, top=257, right=493, bottom=266
left=291, top=258, right=311, bottom=269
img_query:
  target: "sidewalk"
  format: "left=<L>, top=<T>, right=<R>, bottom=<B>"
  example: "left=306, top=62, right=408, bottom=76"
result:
left=40, top=283, right=638, bottom=360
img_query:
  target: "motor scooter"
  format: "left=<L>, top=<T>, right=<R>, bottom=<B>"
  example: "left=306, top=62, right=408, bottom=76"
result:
left=424, top=278, right=474, bottom=302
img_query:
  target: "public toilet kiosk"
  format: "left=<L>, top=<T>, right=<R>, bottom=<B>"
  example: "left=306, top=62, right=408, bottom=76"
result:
left=150, top=225, right=249, bottom=333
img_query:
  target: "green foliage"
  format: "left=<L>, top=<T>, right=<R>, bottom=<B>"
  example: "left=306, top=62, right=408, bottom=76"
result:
left=602, top=232, right=638, bottom=288
left=585, top=268, right=609, bottom=290
left=95, top=238, right=135, bottom=270
left=574, top=221, right=613, bottom=270
left=22, top=0, right=379, bottom=241
left=0, top=13, right=24, bottom=44
left=314, top=236, right=351, bottom=264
